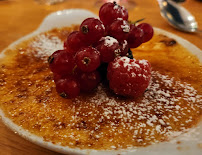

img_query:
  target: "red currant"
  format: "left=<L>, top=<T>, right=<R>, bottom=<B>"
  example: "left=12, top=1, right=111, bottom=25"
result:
left=127, top=24, right=144, bottom=48
left=53, top=73, right=72, bottom=83
left=99, top=2, right=128, bottom=27
left=56, top=77, right=80, bottom=98
left=108, top=19, right=130, bottom=42
left=80, top=18, right=105, bottom=45
left=75, top=47, right=100, bottom=72
left=78, top=71, right=101, bottom=92
left=53, top=73, right=62, bottom=83
left=64, top=31, right=86, bottom=55
left=95, top=36, right=121, bottom=63
left=48, top=50, right=75, bottom=75
left=137, top=23, right=154, bottom=43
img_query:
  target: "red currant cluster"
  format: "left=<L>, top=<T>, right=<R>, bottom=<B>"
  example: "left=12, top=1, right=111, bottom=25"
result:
left=48, top=2, right=153, bottom=98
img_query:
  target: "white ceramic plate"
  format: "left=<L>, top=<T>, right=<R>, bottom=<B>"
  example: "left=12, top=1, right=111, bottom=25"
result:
left=0, top=9, right=202, bottom=155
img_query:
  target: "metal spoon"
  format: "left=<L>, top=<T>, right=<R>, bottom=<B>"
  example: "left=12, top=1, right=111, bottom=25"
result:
left=157, top=0, right=202, bottom=33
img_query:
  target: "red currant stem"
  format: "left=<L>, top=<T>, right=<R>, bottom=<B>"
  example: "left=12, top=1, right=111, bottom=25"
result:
left=81, top=25, right=89, bottom=34
left=60, top=92, right=68, bottom=98
left=129, top=18, right=145, bottom=25
left=82, top=57, right=91, bottom=65
left=48, top=55, right=54, bottom=64
left=72, top=65, right=77, bottom=75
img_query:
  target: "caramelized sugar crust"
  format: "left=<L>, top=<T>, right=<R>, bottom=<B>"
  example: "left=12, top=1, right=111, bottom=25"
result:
left=0, top=26, right=201, bottom=150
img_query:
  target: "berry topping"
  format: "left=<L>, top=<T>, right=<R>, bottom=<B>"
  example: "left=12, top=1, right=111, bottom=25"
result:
left=99, top=2, right=128, bottom=27
left=107, top=56, right=151, bottom=97
left=48, top=2, right=154, bottom=99
left=48, top=50, right=75, bottom=75
left=56, top=77, right=80, bottom=98
left=137, top=23, right=154, bottom=43
left=127, top=24, right=144, bottom=48
left=96, top=36, right=121, bottom=63
left=108, top=19, right=130, bottom=42
left=64, top=31, right=86, bottom=55
left=75, top=47, right=100, bottom=72
left=80, top=18, right=105, bottom=45
left=53, top=73, right=67, bottom=83
left=78, top=71, right=101, bottom=92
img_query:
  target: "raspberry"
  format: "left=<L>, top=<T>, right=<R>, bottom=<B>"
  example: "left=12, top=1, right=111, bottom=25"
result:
left=55, top=76, right=80, bottom=98
left=80, top=18, right=105, bottom=45
left=95, top=36, right=121, bottom=63
left=75, top=47, right=100, bottom=72
left=107, top=56, right=151, bottom=97
left=48, top=50, right=75, bottom=75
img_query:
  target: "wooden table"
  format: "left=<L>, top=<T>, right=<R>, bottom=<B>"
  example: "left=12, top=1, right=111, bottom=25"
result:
left=0, top=0, right=201, bottom=154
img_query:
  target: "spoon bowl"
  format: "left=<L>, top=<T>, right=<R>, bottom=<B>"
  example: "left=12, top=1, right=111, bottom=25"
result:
left=158, top=0, right=201, bottom=33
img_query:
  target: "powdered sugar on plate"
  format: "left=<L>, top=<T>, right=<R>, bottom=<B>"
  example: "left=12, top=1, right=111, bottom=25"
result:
left=72, top=70, right=202, bottom=147
left=28, top=34, right=63, bottom=59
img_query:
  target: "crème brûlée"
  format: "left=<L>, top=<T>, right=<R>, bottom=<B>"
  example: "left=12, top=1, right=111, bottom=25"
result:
left=0, top=25, right=201, bottom=150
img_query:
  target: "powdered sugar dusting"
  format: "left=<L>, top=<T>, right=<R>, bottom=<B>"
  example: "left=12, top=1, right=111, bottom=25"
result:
left=95, top=24, right=105, bottom=30
left=122, top=40, right=128, bottom=50
left=102, top=36, right=118, bottom=47
left=29, top=34, right=63, bottom=59
left=113, top=5, right=119, bottom=10
left=139, top=59, right=149, bottom=66
left=121, top=20, right=130, bottom=33
left=101, top=24, right=105, bottom=30
left=72, top=70, right=202, bottom=148
left=117, top=18, right=123, bottom=21
left=113, top=57, right=139, bottom=71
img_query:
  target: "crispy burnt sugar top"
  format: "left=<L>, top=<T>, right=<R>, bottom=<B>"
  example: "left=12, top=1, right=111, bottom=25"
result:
left=0, top=27, right=201, bottom=150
